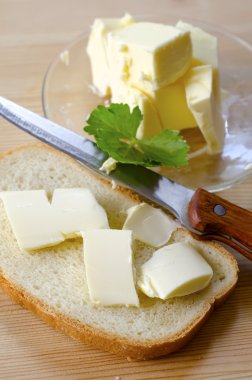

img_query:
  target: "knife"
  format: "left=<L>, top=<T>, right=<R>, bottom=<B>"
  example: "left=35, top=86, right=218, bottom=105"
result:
left=0, top=96, right=252, bottom=260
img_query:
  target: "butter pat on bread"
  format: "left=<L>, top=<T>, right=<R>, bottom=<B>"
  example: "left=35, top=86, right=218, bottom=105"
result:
left=123, top=202, right=179, bottom=247
left=0, top=188, right=109, bottom=250
left=138, top=242, right=213, bottom=299
left=83, top=229, right=139, bottom=307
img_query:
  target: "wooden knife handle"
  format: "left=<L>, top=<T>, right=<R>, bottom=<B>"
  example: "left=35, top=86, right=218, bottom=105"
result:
left=188, top=188, right=252, bottom=260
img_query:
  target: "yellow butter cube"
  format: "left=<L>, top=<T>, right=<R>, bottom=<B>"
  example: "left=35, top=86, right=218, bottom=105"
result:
left=176, top=20, right=218, bottom=68
left=111, top=80, right=163, bottom=139
left=155, top=81, right=197, bottom=130
left=107, top=22, right=192, bottom=90
left=132, top=77, right=197, bottom=131
left=184, top=65, right=225, bottom=153
left=86, top=14, right=134, bottom=96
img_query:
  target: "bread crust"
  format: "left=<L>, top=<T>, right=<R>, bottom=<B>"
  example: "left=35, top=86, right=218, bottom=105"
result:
left=0, top=144, right=239, bottom=360
left=0, top=269, right=237, bottom=360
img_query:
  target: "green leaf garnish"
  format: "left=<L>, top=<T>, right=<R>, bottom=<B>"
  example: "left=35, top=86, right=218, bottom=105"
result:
left=84, top=103, right=188, bottom=168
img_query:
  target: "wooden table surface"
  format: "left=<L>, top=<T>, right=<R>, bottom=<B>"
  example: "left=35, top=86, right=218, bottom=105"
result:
left=1, top=0, right=252, bottom=379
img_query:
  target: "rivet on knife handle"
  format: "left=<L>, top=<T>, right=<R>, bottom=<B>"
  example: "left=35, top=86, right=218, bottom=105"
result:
left=188, top=188, right=252, bottom=260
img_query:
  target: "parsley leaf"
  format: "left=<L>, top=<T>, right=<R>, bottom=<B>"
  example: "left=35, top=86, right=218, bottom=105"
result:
left=84, top=103, right=188, bottom=168
left=139, top=130, right=188, bottom=167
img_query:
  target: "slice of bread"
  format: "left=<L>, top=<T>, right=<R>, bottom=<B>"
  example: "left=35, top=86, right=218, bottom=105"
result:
left=0, top=144, right=238, bottom=360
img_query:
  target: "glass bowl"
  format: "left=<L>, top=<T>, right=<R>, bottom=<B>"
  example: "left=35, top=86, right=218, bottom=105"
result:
left=42, top=15, right=252, bottom=191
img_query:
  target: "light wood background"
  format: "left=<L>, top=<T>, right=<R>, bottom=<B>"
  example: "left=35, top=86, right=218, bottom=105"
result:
left=0, top=0, right=252, bottom=379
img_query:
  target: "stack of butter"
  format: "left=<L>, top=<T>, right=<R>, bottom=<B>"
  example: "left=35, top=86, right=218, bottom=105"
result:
left=87, top=15, right=225, bottom=154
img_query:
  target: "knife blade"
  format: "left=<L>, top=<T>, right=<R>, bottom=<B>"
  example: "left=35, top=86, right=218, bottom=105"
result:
left=0, top=96, right=252, bottom=260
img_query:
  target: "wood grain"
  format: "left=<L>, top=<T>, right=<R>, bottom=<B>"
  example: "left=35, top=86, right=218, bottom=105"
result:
left=1, top=0, right=252, bottom=379
left=189, top=188, right=252, bottom=260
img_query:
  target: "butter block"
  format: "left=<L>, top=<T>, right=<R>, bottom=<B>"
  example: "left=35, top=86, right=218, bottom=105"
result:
left=86, top=14, right=134, bottom=96
left=176, top=20, right=218, bottom=68
left=155, top=81, right=197, bottom=130
left=0, top=189, right=109, bottom=250
left=133, top=78, right=197, bottom=130
left=111, top=80, right=163, bottom=138
left=138, top=242, right=213, bottom=299
left=184, top=65, right=225, bottom=153
left=123, top=203, right=179, bottom=247
left=83, top=229, right=139, bottom=306
left=107, top=22, right=192, bottom=89
left=87, top=17, right=225, bottom=152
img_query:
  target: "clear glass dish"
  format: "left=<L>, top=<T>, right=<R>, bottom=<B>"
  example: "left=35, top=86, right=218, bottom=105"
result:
left=42, top=15, right=252, bottom=191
